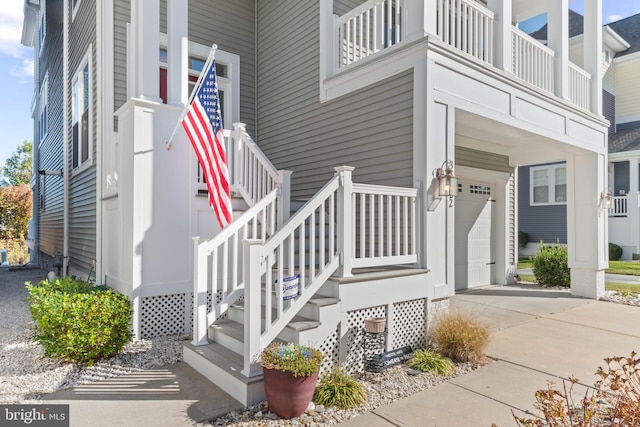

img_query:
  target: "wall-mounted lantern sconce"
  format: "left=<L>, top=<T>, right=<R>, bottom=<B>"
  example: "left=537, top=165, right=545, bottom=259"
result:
left=600, top=191, right=613, bottom=210
left=434, top=160, right=458, bottom=207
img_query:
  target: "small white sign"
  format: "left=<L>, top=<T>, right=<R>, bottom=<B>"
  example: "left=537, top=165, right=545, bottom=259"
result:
left=276, top=274, right=299, bottom=301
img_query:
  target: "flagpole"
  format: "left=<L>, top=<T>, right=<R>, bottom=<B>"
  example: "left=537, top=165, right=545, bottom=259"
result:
left=165, top=44, right=217, bottom=150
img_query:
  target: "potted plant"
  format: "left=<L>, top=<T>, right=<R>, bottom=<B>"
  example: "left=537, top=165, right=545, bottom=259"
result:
left=260, top=342, right=324, bottom=418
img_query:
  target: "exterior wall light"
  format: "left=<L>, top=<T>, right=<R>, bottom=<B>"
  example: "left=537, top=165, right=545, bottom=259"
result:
left=600, top=191, right=612, bottom=210
left=435, top=160, right=458, bottom=207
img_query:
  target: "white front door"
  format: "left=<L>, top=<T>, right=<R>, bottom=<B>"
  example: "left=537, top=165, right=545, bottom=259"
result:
left=455, top=180, right=495, bottom=290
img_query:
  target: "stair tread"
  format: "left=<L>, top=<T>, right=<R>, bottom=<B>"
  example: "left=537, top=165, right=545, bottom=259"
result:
left=184, top=341, right=263, bottom=384
left=210, top=318, right=244, bottom=341
left=286, top=320, right=321, bottom=331
left=332, top=267, right=430, bottom=284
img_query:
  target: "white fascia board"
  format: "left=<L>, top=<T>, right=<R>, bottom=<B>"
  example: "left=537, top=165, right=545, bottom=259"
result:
left=21, top=0, right=39, bottom=47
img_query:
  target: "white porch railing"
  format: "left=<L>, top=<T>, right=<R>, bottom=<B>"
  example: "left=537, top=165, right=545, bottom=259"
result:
left=436, top=0, right=494, bottom=64
left=511, top=27, right=554, bottom=94
left=336, top=0, right=403, bottom=68
left=191, top=166, right=420, bottom=376
left=609, top=195, right=628, bottom=217
left=191, top=189, right=280, bottom=346
left=231, top=123, right=291, bottom=214
left=568, top=62, right=591, bottom=110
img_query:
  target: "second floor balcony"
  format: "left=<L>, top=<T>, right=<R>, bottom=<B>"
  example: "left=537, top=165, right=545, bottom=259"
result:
left=327, top=0, right=600, bottom=113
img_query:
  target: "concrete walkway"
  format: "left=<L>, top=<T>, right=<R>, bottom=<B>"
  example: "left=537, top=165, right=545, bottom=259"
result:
left=40, top=284, right=640, bottom=426
left=339, top=285, right=640, bottom=426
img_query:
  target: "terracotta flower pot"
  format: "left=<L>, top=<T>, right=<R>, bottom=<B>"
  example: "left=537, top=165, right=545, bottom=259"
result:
left=262, top=367, right=319, bottom=419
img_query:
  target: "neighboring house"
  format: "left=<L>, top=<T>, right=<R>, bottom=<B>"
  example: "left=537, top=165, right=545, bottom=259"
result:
left=519, top=11, right=640, bottom=259
left=23, top=0, right=609, bottom=405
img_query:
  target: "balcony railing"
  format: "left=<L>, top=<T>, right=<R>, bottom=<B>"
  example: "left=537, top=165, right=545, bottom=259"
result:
left=568, top=62, right=591, bottom=110
left=436, top=0, right=494, bottom=64
left=511, top=27, right=554, bottom=94
left=609, top=195, right=628, bottom=217
left=332, top=0, right=593, bottom=111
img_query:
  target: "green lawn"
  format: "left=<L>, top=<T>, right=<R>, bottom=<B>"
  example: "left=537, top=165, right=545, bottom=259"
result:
left=517, top=260, right=640, bottom=295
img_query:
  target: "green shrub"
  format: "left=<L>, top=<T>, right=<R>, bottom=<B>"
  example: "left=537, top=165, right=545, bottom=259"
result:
left=609, top=242, right=623, bottom=261
left=314, top=369, right=367, bottom=409
left=429, top=312, right=490, bottom=363
left=531, top=242, right=570, bottom=287
left=518, top=231, right=529, bottom=249
left=27, top=277, right=132, bottom=363
left=407, top=349, right=455, bottom=375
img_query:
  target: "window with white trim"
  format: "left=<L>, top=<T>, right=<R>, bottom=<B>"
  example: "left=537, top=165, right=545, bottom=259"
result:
left=39, top=73, right=48, bottom=144
left=72, top=49, right=92, bottom=171
left=530, top=164, right=566, bottom=205
left=158, top=38, right=240, bottom=193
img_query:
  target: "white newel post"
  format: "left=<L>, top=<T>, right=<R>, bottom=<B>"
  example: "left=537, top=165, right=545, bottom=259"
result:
left=335, top=166, right=355, bottom=278
left=232, top=122, right=245, bottom=190
left=242, top=239, right=264, bottom=377
left=404, top=0, right=436, bottom=41
left=488, top=0, right=512, bottom=73
left=192, top=237, right=208, bottom=346
left=548, top=0, right=569, bottom=100
left=278, top=170, right=292, bottom=227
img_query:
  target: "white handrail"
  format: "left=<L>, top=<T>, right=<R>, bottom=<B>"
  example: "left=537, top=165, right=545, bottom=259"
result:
left=437, top=0, right=494, bottom=64
left=336, top=0, right=403, bottom=68
left=568, top=62, right=591, bottom=110
left=232, top=123, right=283, bottom=207
left=511, top=26, right=555, bottom=93
left=192, top=189, right=279, bottom=346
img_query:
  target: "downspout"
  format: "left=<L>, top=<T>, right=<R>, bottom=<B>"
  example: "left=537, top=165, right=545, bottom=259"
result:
left=62, top=0, right=70, bottom=276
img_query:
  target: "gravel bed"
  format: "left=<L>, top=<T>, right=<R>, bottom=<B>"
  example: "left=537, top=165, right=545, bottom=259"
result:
left=2, top=268, right=638, bottom=426
left=0, top=268, right=184, bottom=404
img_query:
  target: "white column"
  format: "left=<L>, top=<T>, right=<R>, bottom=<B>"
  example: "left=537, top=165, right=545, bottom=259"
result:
left=167, top=0, right=188, bottom=106
left=566, top=151, right=607, bottom=298
left=404, top=0, right=436, bottom=41
left=630, top=157, right=640, bottom=193
left=131, top=0, right=160, bottom=100
left=547, top=0, right=569, bottom=100
left=488, top=0, right=513, bottom=73
left=583, top=0, right=602, bottom=115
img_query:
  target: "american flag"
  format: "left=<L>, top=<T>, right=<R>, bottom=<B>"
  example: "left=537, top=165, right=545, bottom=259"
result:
left=182, top=58, right=232, bottom=228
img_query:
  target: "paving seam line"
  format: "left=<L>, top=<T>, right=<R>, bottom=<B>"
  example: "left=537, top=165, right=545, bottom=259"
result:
left=489, top=358, right=598, bottom=392
left=367, top=410, right=408, bottom=427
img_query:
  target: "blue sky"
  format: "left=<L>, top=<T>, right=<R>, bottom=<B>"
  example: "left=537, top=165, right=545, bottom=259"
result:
left=0, top=1, right=638, bottom=168
left=0, top=1, right=33, bottom=168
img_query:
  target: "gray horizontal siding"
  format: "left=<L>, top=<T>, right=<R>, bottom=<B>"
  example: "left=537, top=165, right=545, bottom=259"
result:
left=456, top=147, right=512, bottom=173
left=114, top=0, right=129, bottom=112
left=517, top=165, right=567, bottom=245
left=256, top=1, right=413, bottom=199
left=68, top=0, right=97, bottom=275
left=189, top=0, right=256, bottom=134
left=38, top=0, right=65, bottom=257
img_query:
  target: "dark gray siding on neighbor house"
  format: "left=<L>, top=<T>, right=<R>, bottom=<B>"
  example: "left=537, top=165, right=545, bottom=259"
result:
left=603, top=90, right=615, bottom=133
left=38, top=0, right=65, bottom=260
left=613, top=161, right=630, bottom=195
left=255, top=1, right=413, bottom=200
left=518, top=165, right=567, bottom=245
left=68, top=0, right=97, bottom=275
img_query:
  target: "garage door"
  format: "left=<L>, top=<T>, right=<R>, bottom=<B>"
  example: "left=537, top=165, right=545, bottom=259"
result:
left=455, top=181, right=495, bottom=290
